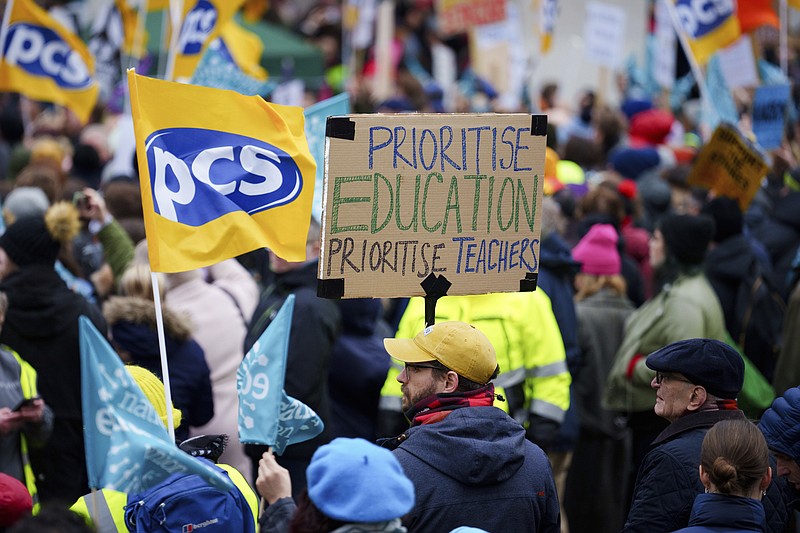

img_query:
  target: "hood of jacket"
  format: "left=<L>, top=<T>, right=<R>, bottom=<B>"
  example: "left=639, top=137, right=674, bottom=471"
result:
left=705, top=234, right=755, bottom=282
left=337, top=298, right=382, bottom=335
left=760, top=386, right=800, bottom=465
left=274, top=260, right=319, bottom=293
left=0, top=265, right=89, bottom=338
left=104, top=296, right=192, bottom=341
left=399, top=406, right=526, bottom=486
left=104, top=296, right=190, bottom=358
left=539, top=233, right=581, bottom=275
left=687, top=493, right=765, bottom=531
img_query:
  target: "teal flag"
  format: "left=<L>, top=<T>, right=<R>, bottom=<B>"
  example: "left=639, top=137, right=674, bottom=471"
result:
left=304, top=93, right=350, bottom=221
left=237, top=295, right=324, bottom=454
left=191, top=40, right=275, bottom=96
left=273, top=392, right=324, bottom=455
left=238, top=295, right=293, bottom=446
left=79, top=316, right=234, bottom=493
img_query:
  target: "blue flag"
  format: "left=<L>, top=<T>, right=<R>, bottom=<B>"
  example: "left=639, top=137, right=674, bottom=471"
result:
left=237, top=295, right=293, bottom=446
left=752, top=84, right=790, bottom=151
left=272, top=392, right=325, bottom=455
left=304, top=93, right=350, bottom=221
left=79, top=317, right=234, bottom=493
left=190, top=40, right=275, bottom=97
left=237, top=295, right=324, bottom=454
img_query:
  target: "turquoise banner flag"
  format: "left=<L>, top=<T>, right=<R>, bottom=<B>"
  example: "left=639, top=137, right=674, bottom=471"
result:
left=237, top=295, right=293, bottom=446
left=304, top=93, right=350, bottom=221
left=237, top=295, right=324, bottom=454
left=190, top=41, right=275, bottom=96
left=79, top=316, right=234, bottom=493
left=272, top=392, right=324, bottom=455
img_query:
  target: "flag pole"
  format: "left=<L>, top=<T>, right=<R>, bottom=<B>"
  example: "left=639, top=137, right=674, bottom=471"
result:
left=164, top=0, right=184, bottom=81
left=663, top=0, right=717, bottom=125
left=150, top=272, right=176, bottom=441
left=127, top=0, right=149, bottom=71
left=781, top=0, right=789, bottom=75
left=0, top=0, right=16, bottom=64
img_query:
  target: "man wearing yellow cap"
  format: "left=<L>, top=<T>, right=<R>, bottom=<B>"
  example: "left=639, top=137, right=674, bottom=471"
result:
left=381, top=321, right=560, bottom=533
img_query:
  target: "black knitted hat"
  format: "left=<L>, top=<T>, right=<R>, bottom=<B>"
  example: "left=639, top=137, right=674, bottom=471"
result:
left=658, top=213, right=716, bottom=265
left=701, top=196, right=743, bottom=244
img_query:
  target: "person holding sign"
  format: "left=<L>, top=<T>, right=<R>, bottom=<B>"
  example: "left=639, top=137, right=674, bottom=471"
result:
left=379, top=321, right=560, bottom=533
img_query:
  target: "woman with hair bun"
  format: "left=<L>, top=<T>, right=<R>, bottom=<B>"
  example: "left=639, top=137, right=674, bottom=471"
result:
left=675, top=419, right=772, bottom=532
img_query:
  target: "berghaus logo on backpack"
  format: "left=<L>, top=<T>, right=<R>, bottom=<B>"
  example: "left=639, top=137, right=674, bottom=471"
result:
left=182, top=518, right=219, bottom=532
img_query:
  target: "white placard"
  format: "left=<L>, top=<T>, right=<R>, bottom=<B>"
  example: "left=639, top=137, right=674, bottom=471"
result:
left=653, top=0, right=676, bottom=89
left=584, top=2, right=627, bottom=68
left=717, top=35, right=759, bottom=88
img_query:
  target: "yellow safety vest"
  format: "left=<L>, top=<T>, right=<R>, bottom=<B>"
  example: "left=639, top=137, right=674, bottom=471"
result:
left=10, top=348, right=41, bottom=515
left=381, top=292, right=570, bottom=426
left=70, top=464, right=259, bottom=532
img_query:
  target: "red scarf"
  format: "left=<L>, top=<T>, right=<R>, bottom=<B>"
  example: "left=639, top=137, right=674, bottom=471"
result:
left=407, top=384, right=496, bottom=427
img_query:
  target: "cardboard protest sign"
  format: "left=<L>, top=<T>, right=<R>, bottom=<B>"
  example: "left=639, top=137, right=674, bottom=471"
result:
left=318, top=113, right=546, bottom=299
left=688, top=123, right=768, bottom=211
left=752, top=84, right=790, bottom=151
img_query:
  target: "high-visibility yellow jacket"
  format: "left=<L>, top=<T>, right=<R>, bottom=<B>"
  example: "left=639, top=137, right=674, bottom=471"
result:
left=4, top=347, right=44, bottom=515
left=70, top=464, right=259, bottom=533
left=381, top=292, right=570, bottom=429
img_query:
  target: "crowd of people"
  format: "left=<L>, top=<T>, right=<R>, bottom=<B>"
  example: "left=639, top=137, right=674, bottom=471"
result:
left=0, top=0, right=800, bottom=532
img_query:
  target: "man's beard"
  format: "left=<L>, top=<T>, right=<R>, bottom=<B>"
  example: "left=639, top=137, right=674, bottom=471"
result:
left=401, top=382, right=442, bottom=412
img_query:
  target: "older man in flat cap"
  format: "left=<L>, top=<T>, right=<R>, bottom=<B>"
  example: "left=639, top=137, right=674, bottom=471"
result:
left=622, top=338, right=793, bottom=533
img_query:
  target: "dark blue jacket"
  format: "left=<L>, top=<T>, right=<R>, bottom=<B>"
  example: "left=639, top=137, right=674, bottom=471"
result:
left=675, top=493, right=765, bottom=533
left=538, top=233, right=581, bottom=451
left=328, top=298, right=392, bottom=441
left=390, top=406, right=560, bottom=533
left=624, top=409, right=792, bottom=533
left=104, top=296, right=214, bottom=442
left=760, top=386, right=800, bottom=466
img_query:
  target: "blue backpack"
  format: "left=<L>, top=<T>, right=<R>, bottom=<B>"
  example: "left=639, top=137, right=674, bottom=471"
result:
left=124, top=461, right=255, bottom=533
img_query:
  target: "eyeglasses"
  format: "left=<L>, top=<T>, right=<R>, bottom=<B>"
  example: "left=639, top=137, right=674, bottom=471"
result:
left=403, top=362, right=441, bottom=374
left=654, top=371, right=692, bottom=385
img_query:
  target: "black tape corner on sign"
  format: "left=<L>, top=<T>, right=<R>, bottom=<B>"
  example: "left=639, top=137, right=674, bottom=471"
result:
left=326, top=117, right=356, bottom=141
left=530, top=115, right=548, bottom=136
left=519, top=272, right=538, bottom=292
left=317, top=278, right=345, bottom=299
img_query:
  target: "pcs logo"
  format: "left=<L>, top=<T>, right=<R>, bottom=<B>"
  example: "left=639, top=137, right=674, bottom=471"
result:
left=3, top=23, right=92, bottom=89
left=177, top=0, right=218, bottom=55
left=144, top=128, right=303, bottom=226
left=675, top=0, right=734, bottom=38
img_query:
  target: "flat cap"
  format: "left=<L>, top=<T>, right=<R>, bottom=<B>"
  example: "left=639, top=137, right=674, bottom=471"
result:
left=646, top=338, right=744, bottom=399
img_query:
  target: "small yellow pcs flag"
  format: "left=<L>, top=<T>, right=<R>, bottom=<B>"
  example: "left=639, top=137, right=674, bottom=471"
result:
left=0, top=0, right=99, bottom=124
left=171, top=0, right=246, bottom=81
left=674, top=0, right=740, bottom=65
left=127, top=70, right=315, bottom=273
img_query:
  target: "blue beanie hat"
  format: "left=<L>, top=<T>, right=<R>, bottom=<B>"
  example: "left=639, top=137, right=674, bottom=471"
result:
left=307, top=438, right=415, bottom=522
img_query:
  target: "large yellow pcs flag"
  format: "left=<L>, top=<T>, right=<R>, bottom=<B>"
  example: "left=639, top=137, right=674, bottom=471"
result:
left=0, top=0, right=98, bottom=124
left=127, top=70, right=315, bottom=273
left=674, top=0, right=740, bottom=65
left=171, top=0, right=246, bottom=81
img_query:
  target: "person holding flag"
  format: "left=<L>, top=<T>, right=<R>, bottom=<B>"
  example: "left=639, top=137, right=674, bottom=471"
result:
left=243, top=219, right=341, bottom=497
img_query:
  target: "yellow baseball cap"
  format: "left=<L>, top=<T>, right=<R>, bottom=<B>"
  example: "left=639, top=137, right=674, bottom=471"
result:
left=384, top=321, right=497, bottom=384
